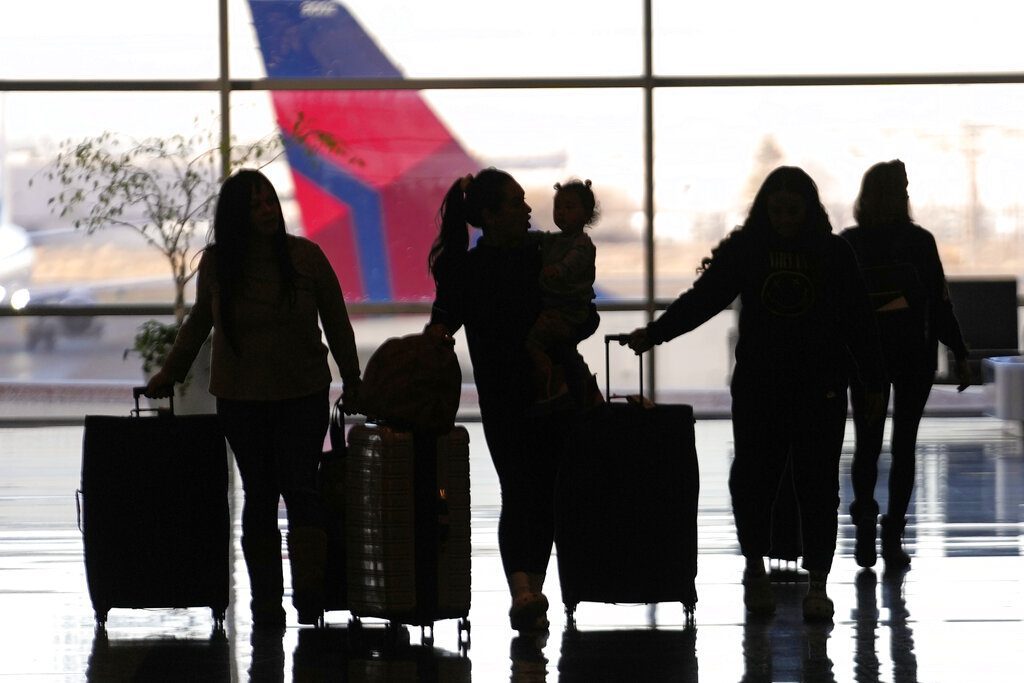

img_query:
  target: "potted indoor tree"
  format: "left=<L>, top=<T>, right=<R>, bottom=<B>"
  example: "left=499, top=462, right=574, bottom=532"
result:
left=35, top=116, right=345, bottom=412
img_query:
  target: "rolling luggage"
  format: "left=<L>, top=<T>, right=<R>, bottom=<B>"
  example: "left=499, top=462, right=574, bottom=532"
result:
left=79, top=388, right=230, bottom=628
left=555, top=334, right=699, bottom=623
left=319, top=397, right=349, bottom=615
left=345, top=422, right=471, bottom=647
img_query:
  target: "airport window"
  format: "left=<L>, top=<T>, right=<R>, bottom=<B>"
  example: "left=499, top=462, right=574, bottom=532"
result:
left=654, top=84, right=1024, bottom=283
left=1, top=0, right=1022, bottom=395
left=0, top=1, right=219, bottom=80
left=652, top=0, right=1024, bottom=76
left=229, top=0, right=645, bottom=80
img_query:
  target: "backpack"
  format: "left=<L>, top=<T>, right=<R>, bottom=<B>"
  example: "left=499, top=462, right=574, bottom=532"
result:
left=357, top=332, right=462, bottom=434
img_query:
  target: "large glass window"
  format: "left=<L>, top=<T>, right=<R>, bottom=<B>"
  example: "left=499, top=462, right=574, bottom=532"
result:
left=654, top=84, right=1024, bottom=282
left=230, top=88, right=644, bottom=302
left=0, top=2, right=219, bottom=80
left=653, top=0, right=1024, bottom=76
left=230, top=0, right=644, bottom=80
left=2, top=0, right=1022, bottom=393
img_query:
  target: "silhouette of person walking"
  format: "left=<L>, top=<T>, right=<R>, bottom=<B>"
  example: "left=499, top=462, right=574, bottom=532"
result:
left=841, top=159, right=970, bottom=570
left=146, top=169, right=362, bottom=629
left=426, top=168, right=596, bottom=632
left=625, top=166, right=884, bottom=621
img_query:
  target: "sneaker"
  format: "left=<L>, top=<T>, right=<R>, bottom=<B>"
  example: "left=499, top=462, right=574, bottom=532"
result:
left=509, top=592, right=550, bottom=632
left=742, top=570, right=776, bottom=617
left=803, top=586, right=834, bottom=622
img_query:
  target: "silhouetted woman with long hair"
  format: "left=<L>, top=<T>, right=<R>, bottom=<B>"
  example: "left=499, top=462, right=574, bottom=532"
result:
left=842, top=160, right=969, bottom=570
left=626, top=166, right=885, bottom=621
left=146, top=169, right=362, bottom=629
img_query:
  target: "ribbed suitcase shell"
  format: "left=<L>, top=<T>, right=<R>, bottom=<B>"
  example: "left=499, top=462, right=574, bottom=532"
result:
left=345, top=424, right=471, bottom=625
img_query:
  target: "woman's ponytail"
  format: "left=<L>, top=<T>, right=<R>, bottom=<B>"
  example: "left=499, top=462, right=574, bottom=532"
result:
left=428, top=176, right=472, bottom=281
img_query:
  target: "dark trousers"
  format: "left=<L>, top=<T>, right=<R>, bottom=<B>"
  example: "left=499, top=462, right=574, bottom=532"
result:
left=217, top=388, right=329, bottom=546
left=481, top=408, right=563, bottom=579
left=730, top=383, right=848, bottom=573
left=850, top=374, right=933, bottom=521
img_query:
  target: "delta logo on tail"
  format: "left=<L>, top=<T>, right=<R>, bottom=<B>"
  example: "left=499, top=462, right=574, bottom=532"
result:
left=248, top=0, right=477, bottom=302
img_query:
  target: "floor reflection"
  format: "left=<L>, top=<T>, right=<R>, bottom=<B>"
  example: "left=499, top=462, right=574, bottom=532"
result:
left=3, top=417, right=1023, bottom=681
left=86, top=628, right=232, bottom=682
left=557, top=627, right=698, bottom=683
left=741, top=584, right=836, bottom=683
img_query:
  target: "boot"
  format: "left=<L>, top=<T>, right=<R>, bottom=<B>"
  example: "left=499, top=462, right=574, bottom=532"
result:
left=849, top=500, right=879, bottom=568
left=802, top=570, right=834, bottom=622
left=742, top=559, right=775, bottom=617
left=242, top=533, right=285, bottom=630
left=880, top=515, right=911, bottom=570
left=287, top=527, right=328, bottom=625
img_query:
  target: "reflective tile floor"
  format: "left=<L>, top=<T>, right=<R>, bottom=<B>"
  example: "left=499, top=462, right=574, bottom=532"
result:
left=2, top=417, right=1023, bottom=681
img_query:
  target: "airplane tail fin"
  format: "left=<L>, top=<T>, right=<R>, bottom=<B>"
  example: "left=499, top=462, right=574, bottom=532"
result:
left=248, top=0, right=477, bottom=301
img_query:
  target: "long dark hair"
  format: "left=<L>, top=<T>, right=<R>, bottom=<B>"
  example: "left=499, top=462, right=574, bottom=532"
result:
left=427, top=167, right=514, bottom=282
left=854, top=159, right=911, bottom=228
left=211, top=169, right=296, bottom=352
left=700, top=166, right=832, bottom=272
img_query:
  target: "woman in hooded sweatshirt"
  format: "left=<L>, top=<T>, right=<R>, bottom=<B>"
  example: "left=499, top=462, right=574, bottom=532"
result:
left=625, top=166, right=885, bottom=621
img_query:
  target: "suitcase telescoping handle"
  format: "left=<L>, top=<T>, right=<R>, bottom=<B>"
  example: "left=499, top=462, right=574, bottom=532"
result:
left=132, top=386, right=174, bottom=416
left=604, top=334, right=643, bottom=402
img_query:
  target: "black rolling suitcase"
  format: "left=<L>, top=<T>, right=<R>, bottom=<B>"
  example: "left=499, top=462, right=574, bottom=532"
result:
left=319, top=397, right=349, bottom=616
left=345, top=422, right=471, bottom=647
left=79, top=388, right=230, bottom=628
left=555, top=334, right=699, bottom=623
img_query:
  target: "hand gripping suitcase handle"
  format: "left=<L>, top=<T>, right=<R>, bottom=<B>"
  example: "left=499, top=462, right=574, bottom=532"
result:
left=131, top=386, right=174, bottom=416
left=604, top=334, right=644, bottom=402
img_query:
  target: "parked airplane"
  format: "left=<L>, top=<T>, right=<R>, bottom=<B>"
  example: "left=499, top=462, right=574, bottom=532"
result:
left=248, top=0, right=478, bottom=302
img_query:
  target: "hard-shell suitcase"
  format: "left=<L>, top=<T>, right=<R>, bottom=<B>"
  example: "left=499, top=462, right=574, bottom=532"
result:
left=80, top=388, right=230, bottom=628
left=345, top=422, right=471, bottom=646
left=555, top=335, right=699, bottom=623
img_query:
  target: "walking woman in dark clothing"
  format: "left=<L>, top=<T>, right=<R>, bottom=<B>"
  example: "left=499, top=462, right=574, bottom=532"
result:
left=426, top=168, right=595, bottom=632
left=625, top=166, right=885, bottom=621
left=841, top=160, right=970, bottom=571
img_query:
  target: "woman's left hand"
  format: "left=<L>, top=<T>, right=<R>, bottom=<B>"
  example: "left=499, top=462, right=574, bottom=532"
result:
left=424, top=322, right=455, bottom=347
left=341, top=378, right=362, bottom=415
left=623, top=327, right=654, bottom=354
left=955, top=358, right=972, bottom=392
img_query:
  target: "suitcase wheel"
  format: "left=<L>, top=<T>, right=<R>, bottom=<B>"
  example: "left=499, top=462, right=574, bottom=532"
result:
left=564, top=603, right=578, bottom=630
left=211, top=609, right=226, bottom=632
left=420, top=623, right=434, bottom=646
left=94, top=609, right=108, bottom=627
left=457, top=618, right=471, bottom=652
